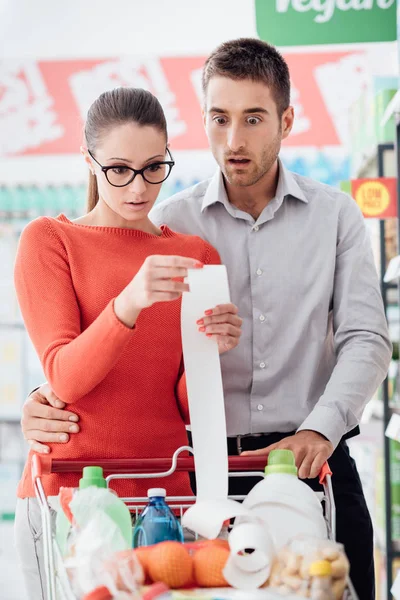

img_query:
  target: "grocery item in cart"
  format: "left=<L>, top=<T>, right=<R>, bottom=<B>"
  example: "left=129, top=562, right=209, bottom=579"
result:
left=56, top=466, right=132, bottom=556
left=267, top=536, right=349, bottom=599
left=148, top=541, right=193, bottom=588
left=242, top=449, right=327, bottom=551
left=141, top=582, right=170, bottom=600
left=192, top=544, right=230, bottom=587
left=127, top=539, right=231, bottom=589
left=133, top=488, right=184, bottom=547
left=309, top=560, right=335, bottom=600
left=81, top=585, right=113, bottom=599
left=65, top=516, right=145, bottom=597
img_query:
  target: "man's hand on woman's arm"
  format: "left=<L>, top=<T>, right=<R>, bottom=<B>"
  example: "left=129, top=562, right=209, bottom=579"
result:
left=21, top=383, right=79, bottom=454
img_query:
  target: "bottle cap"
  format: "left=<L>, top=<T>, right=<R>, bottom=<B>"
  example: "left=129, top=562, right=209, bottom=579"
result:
left=265, top=449, right=298, bottom=476
left=309, top=560, right=332, bottom=577
left=148, top=488, right=166, bottom=498
left=79, top=466, right=107, bottom=489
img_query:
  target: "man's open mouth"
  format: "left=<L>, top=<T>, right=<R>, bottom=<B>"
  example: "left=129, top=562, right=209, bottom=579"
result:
left=228, top=158, right=251, bottom=165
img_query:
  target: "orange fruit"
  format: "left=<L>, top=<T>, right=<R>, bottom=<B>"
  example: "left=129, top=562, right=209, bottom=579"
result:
left=193, top=546, right=230, bottom=587
left=147, top=541, right=193, bottom=589
left=133, top=547, right=153, bottom=579
left=186, top=538, right=230, bottom=552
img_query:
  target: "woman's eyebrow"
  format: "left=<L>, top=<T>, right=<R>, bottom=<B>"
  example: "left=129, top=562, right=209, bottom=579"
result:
left=107, top=154, right=164, bottom=163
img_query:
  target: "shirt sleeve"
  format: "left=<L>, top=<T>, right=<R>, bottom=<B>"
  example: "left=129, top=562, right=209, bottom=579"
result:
left=14, top=218, right=136, bottom=404
left=298, top=195, right=392, bottom=448
left=175, top=240, right=222, bottom=424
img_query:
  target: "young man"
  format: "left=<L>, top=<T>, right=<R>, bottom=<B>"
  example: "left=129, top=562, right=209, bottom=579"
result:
left=21, top=39, right=390, bottom=599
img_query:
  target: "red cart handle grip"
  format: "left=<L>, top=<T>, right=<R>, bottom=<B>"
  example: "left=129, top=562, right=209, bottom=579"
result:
left=31, top=455, right=333, bottom=482
left=319, top=461, right=332, bottom=485
left=32, top=455, right=268, bottom=474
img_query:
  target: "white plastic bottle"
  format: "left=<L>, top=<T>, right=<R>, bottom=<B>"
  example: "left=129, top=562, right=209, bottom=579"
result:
left=242, top=449, right=327, bottom=551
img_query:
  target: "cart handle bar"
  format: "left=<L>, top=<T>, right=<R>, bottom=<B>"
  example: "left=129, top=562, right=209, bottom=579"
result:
left=32, top=454, right=332, bottom=484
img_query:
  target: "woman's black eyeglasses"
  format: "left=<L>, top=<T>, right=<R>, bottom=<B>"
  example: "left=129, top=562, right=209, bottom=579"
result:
left=88, top=148, right=175, bottom=187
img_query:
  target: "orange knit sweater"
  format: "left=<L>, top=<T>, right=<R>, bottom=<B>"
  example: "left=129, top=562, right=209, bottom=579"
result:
left=14, top=215, right=220, bottom=499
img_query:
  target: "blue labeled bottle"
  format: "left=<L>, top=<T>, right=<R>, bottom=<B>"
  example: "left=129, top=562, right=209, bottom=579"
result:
left=132, top=488, right=183, bottom=547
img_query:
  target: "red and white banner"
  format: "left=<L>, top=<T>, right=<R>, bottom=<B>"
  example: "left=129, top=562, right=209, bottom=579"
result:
left=1, top=50, right=367, bottom=156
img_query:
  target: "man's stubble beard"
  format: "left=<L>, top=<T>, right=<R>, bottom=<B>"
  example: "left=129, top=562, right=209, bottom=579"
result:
left=223, top=129, right=282, bottom=188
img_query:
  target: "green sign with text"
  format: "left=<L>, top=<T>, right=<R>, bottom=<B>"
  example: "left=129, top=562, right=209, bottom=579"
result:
left=255, top=0, right=396, bottom=46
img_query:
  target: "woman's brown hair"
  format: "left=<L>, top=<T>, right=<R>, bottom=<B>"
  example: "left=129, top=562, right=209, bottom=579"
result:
left=84, top=87, right=167, bottom=211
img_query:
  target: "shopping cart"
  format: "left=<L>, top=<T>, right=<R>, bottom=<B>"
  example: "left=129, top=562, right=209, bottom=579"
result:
left=32, top=446, right=358, bottom=600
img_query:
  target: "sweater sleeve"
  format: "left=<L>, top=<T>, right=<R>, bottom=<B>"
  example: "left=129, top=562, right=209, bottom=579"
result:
left=175, top=240, right=222, bottom=424
left=14, top=218, right=136, bottom=404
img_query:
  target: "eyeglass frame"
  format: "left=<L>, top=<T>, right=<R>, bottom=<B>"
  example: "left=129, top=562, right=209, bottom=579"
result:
left=87, top=147, right=175, bottom=187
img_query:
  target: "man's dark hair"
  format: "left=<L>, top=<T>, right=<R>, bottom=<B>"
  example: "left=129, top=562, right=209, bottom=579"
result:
left=202, top=38, right=290, bottom=116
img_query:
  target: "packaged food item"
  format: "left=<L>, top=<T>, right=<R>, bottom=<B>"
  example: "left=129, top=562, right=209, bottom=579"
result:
left=266, top=536, right=349, bottom=599
left=309, top=560, right=335, bottom=600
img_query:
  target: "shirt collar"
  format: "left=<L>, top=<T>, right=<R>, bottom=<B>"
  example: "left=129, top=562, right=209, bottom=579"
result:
left=201, top=158, right=308, bottom=214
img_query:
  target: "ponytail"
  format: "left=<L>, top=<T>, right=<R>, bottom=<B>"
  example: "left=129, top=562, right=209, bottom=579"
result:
left=87, top=171, right=99, bottom=212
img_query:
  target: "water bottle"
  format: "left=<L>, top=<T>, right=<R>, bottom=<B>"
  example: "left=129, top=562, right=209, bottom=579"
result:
left=132, top=488, right=184, bottom=548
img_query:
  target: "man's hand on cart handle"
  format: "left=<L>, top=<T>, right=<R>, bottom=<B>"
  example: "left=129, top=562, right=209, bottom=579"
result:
left=21, top=383, right=80, bottom=454
left=240, top=430, right=334, bottom=480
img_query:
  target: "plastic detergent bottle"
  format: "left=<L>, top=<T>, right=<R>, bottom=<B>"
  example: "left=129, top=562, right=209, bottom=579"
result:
left=132, top=488, right=184, bottom=548
left=309, top=560, right=335, bottom=600
left=242, top=449, right=327, bottom=550
left=56, top=466, right=132, bottom=555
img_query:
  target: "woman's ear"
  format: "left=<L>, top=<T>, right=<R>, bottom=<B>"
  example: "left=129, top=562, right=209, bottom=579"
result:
left=80, top=145, right=95, bottom=174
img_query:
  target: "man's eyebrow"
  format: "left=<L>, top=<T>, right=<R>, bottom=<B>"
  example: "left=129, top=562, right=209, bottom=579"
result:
left=208, top=107, right=269, bottom=115
left=208, top=107, right=225, bottom=114
left=243, top=107, right=269, bottom=115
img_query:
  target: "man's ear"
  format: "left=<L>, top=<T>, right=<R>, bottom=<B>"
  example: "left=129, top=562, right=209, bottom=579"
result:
left=281, top=106, right=294, bottom=141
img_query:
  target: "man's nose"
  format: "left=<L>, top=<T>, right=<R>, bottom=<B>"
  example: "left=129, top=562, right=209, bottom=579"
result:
left=227, top=125, right=245, bottom=153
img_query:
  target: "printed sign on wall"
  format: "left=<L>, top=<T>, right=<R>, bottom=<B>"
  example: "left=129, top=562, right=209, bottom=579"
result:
left=256, top=0, right=396, bottom=46
left=0, top=50, right=375, bottom=156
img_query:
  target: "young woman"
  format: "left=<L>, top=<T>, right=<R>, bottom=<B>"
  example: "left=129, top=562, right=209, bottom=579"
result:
left=14, top=87, right=242, bottom=599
